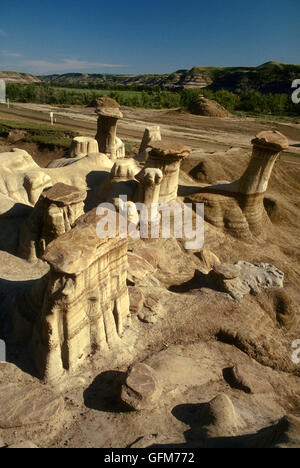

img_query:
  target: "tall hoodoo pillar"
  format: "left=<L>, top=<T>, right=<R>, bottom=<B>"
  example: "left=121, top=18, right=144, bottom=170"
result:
left=145, top=142, right=191, bottom=203
left=95, top=97, right=125, bottom=159
left=189, top=130, right=289, bottom=240
left=239, top=130, right=289, bottom=194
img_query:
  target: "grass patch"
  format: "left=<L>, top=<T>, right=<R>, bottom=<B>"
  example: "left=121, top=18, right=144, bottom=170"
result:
left=0, top=118, right=77, bottom=148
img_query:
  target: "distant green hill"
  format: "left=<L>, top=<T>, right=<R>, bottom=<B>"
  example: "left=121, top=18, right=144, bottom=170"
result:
left=38, top=62, right=300, bottom=94
left=0, top=71, right=41, bottom=84
left=1, top=62, right=299, bottom=94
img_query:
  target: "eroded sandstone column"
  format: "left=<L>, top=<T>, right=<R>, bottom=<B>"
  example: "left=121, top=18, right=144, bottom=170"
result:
left=138, top=126, right=161, bottom=161
left=69, top=136, right=99, bottom=158
left=98, top=158, right=139, bottom=203
left=19, top=183, right=86, bottom=262
left=191, top=130, right=289, bottom=240
left=239, top=131, right=289, bottom=194
left=95, top=97, right=125, bottom=159
left=16, top=209, right=130, bottom=382
left=146, top=142, right=191, bottom=203
left=135, top=167, right=163, bottom=224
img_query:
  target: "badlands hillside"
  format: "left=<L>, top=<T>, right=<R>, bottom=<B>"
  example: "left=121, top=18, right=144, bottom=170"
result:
left=2, top=61, right=300, bottom=93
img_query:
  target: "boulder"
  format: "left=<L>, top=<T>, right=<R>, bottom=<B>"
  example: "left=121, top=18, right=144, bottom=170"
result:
left=199, top=394, right=238, bottom=438
left=227, top=365, right=273, bottom=394
left=211, top=261, right=284, bottom=300
left=121, top=363, right=161, bottom=411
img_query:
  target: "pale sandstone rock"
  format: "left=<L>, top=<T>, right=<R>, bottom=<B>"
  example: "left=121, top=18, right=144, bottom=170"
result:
left=19, top=183, right=86, bottom=262
left=121, top=363, right=161, bottom=411
left=189, top=131, right=289, bottom=240
left=198, top=249, right=221, bottom=273
left=138, top=126, right=161, bottom=160
left=69, top=136, right=99, bottom=159
left=13, top=209, right=130, bottom=382
left=0, top=150, right=112, bottom=210
left=146, top=142, right=191, bottom=203
left=135, top=167, right=163, bottom=224
left=98, top=159, right=140, bottom=203
left=47, top=152, right=113, bottom=170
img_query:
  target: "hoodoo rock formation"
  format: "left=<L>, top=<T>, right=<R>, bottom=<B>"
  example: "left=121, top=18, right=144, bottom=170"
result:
left=188, top=131, right=289, bottom=240
left=13, top=209, right=130, bottom=382
left=69, top=136, right=99, bottom=159
left=95, top=97, right=125, bottom=159
left=146, top=142, right=191, bottom=203
left=18, top=183, right=86, bottom=262
left=138, top=126, right=162, bottom=160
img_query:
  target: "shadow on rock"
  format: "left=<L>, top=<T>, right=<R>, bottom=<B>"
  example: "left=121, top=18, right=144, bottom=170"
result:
left=168, top=270, right=215, bottom=294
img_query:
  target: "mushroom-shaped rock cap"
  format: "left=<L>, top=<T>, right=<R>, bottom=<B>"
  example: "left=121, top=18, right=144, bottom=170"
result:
left=251, top=130, right=289, bottom=152
left=42, top=183, right=86, bottom=206
left=136, top=167, right=163, bottom=186
left=95, top=97, right=123, bottom=119
left=111, top=159, right=139, bottom=180
left=149, top=141, right=192, bottom=160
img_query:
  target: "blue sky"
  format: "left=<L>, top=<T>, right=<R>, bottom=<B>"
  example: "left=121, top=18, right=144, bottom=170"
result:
left=0, top=0, right=299, bottom=75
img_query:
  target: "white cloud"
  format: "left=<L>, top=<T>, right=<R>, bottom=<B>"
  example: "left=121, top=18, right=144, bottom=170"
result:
left=22, top=58, right=127, bottom=74
left=0, top=51, right=23, bottom=57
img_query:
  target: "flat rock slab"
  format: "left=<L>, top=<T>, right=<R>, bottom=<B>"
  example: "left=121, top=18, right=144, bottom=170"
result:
left=0, top=363, right=64, bottom=429
left=42, top=183, right=86, bottom=205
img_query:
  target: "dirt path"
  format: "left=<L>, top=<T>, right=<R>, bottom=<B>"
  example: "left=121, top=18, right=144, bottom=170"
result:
left=1, top=102, right=300, bottom=158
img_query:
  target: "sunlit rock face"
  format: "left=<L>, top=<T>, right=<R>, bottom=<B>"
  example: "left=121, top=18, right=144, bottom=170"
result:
left=187, top=131, right=289, bottom=241
left=69, top=136, right=99, bottom=159
left=14, top=209, right=129, bottom=383
left=19, top=183, right=86, bottom=262
left=95, top=97, right=125, bottom=159
left=146, top=142, right=191, bottom=203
